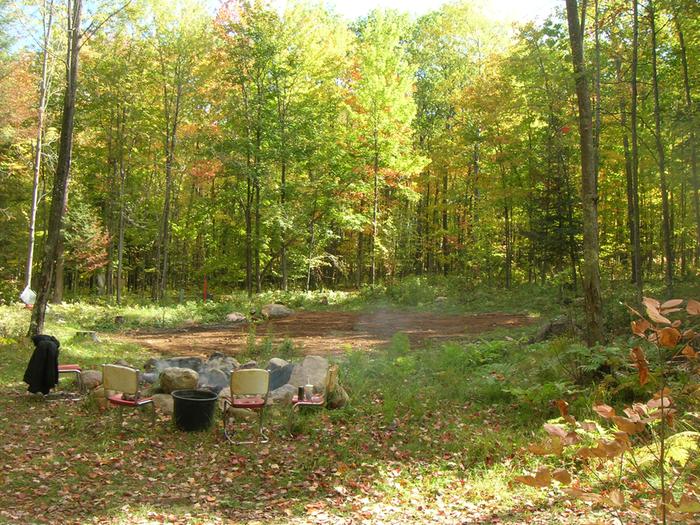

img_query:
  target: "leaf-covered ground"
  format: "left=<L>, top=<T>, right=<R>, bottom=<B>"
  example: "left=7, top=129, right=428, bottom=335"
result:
left=1, top=289, right=680, bottom=524
left=0, top=386, right=643, bottom=525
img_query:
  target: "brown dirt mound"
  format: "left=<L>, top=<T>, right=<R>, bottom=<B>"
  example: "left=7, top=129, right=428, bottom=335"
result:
left=118, top=309, right=535, bottom=357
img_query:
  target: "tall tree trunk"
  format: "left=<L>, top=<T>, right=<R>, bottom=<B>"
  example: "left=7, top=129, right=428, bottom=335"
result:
left=159, top=79, right=182, bottom=301
left=616, top=56, right=639, bottom=284
left=245, top=160, right=253, bottom=297
left=29, top=0, right=82, bottom=336
left=565, top=0, right=604, bottom=345
left=280, top=159, right=287, bottom=291
left=52, top=235, right=64, bottom=303
left=25, top=0, right=54, bottom=291
left=306, top=197, right=317, bottom=292
left=254, top=173, right=261, bottom=293
left=593, top=0, right=601, bottom=189
left=116, top=131, right=127, bottom=305
left=505, top=203, right=512, bottom=289
left=371, top=133, right=379, bottom=286
left=649, top=0, right=673, bottom=293
left=442, top=168, right=448, bottom=276
left=674, top=13, right=699, bottom=264
left=630, top=0, right=643, bottom=296
left=276, top=81, right=288, bottom=292
left=356, top=230, right=364, bottom=288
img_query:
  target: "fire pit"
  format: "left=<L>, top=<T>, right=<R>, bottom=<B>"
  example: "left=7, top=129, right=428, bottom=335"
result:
left=172, top=389, right=218, bottom=431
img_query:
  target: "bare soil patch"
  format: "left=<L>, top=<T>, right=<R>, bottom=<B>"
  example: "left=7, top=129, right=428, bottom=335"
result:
left=118, top=309, right=535, bottom=357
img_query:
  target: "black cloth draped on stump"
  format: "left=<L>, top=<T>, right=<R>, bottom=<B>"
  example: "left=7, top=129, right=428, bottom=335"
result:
left=23, top=335, right=61, bottom=395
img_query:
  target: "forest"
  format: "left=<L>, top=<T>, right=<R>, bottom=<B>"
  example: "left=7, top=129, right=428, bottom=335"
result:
left=0, top=0, right=699, bottom=524
left=0, top=0, right=696, bottom=306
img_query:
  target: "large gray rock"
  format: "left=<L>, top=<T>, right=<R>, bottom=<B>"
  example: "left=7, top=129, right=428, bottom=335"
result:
left=267, top=357, right=289, bottom=370
left=206, top=354, right=240, bottom=371
left=268, top=384, right=297, bottom=405
left=289, top=355, right=329, bottom=389
left=268, top=363, right=295, bottom=390
left=141, top=372, right=158, bottom=384
left=159, top=367, right=199, bottom=394
left=198, top=368, right=229, bottom=393
left=226, top=312, right=247, bottom=324
left=164, top=356, right=204, bottom=371
left=261, top=304, right=293, bottom=319
left=152, top=393, right=174, bottom=415
left=81, top=370, right=102, bottom=390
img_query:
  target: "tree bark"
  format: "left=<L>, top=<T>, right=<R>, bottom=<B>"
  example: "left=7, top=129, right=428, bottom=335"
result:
left=629, top=0, right=644, bottom=296
left=649, top=0, right=674, bottom=293
left=674, top=13, right=699, bottom=264
left=29, top=0, right=82, bottom=336
left=52, top=235, right=64, bottom=303
left=159, top=72, right=182, bottom=301
left=25, top=0, right=55, bottom=291
left=616, top=56, right=639, bottom=284
left=565, top=0, right=604, bottom=345
left=116, top=124, right=127, bottom=305
left=371, top=132, right=379, bottom=286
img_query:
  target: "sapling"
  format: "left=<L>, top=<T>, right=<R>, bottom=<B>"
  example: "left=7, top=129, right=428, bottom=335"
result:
left=516, top=297, right=700, bottom=524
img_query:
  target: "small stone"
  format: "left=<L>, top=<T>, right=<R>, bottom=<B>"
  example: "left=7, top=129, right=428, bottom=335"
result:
left=327, top=384, right=349, bottom=409
left=81, top=370, right=103, bottom=390
left=152, top=393, right=174, bottom=415
left=91, top=386, right=108, bottom=410
left=226, top=312, right=248, bottom=324
left=113, top=359, right=132, bottom=368
left=240, top=360, right=258, bottom=370
left=261, top=304, right=293, bottom=319
left=75, top=331, right=100, bottom=343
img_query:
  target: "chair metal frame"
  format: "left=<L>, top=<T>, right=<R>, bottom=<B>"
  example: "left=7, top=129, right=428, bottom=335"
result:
left=222, top=369, right=270, bottom=444
left=102, top=364, right=155, bottom=427
left=58, top=364, right=85, bottom=394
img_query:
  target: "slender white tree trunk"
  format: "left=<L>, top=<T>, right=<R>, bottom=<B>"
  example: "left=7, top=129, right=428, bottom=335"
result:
left=25, top=0, right=55, bottom=290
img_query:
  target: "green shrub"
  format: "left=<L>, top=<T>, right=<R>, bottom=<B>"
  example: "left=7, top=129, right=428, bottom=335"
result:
left=386, top=277, right=436, bottom=306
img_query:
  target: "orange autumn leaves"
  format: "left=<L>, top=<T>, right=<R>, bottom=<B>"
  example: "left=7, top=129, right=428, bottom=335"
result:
left=627, top=297, right=699, bottom=386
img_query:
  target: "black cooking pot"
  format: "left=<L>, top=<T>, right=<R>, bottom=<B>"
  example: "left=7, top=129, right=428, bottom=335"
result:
left=171, top=389, right=218, bottom=431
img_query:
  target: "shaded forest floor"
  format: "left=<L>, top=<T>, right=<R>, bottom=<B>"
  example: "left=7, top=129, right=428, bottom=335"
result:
left=119, top=310, right=536, bottom=356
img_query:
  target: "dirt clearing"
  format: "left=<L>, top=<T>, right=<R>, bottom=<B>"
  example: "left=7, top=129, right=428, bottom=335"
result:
left=119, top=309, right=536, bottom=357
